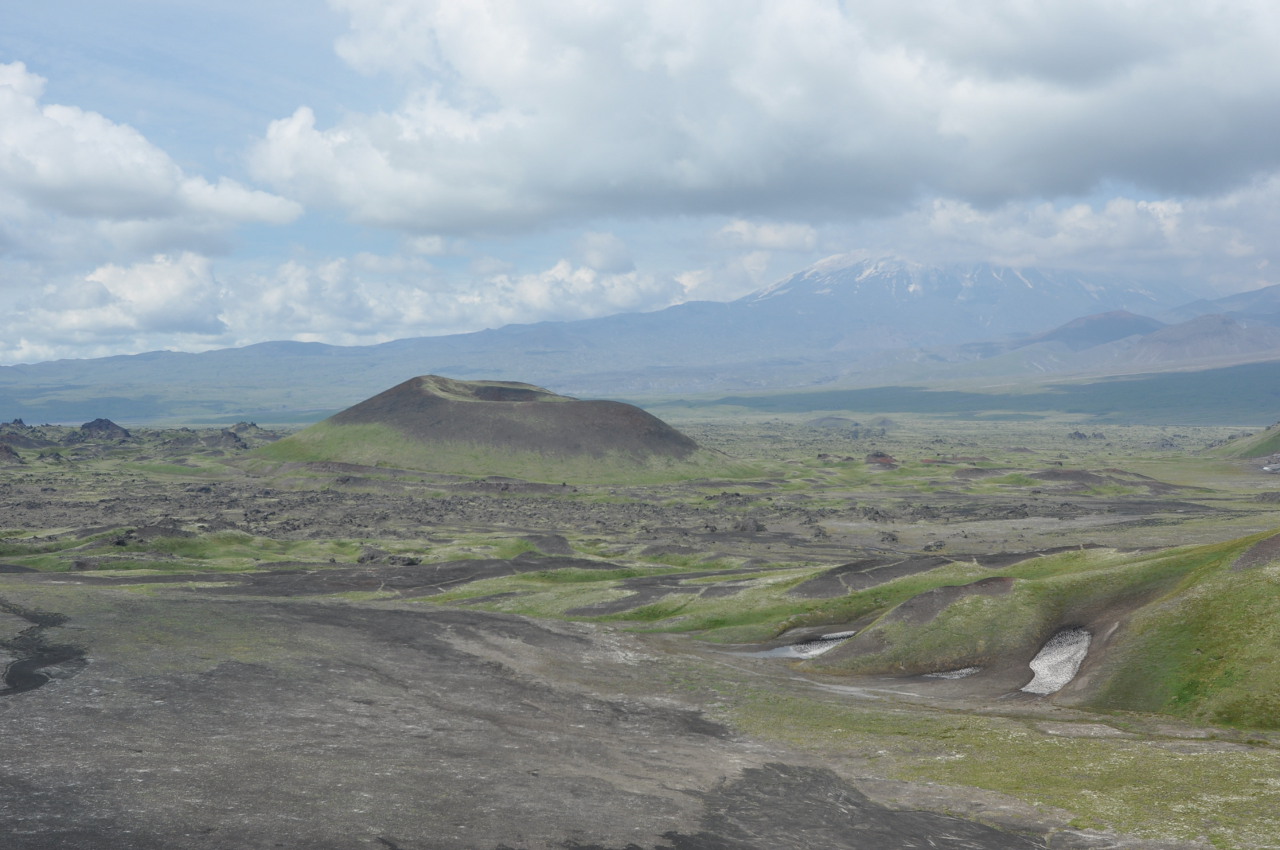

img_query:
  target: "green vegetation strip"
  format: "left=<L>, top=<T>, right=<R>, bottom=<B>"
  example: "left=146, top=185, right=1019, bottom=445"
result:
left=255, top=421, right=759, bottom=484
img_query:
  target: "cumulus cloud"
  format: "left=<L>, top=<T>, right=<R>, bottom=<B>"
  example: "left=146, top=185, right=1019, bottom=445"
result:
left=854, top=0, right=1212, bottom=87
left=828, top=173, right=1280, bottom=294
left=0, top=253, right=232, bottom=364
left=474, top=260, right=677, bottom=324
left=0, top=244, right=687, bottom=364
left=675, top=249, right=779, bottom=303
left=207, top=250, right=682, bottom=352
left=46, top=253, right=225, bottom=336
left=251, top=0, right=933, bottom=229
left=6, top=1, right=1280, bottom=365
left=0, top=61, right=300, bottom=256
left=248, top=0, right=1280, bottom=235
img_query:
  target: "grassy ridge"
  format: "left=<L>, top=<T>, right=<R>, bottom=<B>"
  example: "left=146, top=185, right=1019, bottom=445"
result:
left=1212, top=422, right=1280, bottom=458
left=443, top=532, right=1280, bottom=729
left=1088, top=533, right=1280, bottom=727
left=804, top=545, right=1222, bottom=677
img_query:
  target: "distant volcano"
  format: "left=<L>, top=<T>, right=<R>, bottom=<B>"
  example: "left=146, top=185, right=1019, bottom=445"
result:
left=259, top=376, right=718, bottom=482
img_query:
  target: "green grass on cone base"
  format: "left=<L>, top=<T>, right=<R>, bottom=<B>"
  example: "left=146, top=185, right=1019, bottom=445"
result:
left=256, top=421, right=754, bottom=484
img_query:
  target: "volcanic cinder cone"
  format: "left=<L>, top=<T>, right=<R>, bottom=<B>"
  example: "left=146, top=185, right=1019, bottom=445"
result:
left=260, top=376, right=720, bottom=482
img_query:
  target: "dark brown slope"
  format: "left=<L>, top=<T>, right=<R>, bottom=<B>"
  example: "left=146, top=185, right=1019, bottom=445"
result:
left=328, top=375, right=700, bottom=460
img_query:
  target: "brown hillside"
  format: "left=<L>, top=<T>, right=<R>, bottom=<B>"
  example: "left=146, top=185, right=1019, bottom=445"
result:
left=327, top=375, right=700, bottom=460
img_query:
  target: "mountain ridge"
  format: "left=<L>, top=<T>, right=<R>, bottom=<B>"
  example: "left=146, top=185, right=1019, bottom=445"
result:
left=0, top=256, right=1273, bottom=423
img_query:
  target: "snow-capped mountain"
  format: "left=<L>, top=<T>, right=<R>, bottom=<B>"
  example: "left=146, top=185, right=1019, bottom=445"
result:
left=739, top=256, right=1191, bottom=349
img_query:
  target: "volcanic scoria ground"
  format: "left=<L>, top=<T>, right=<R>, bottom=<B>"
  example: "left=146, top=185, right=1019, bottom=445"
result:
left=2, top=417, right=1275, bottom=848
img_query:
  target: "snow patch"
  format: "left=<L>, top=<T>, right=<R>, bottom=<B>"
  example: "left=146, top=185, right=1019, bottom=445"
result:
left=1022, top=627, right=1091, bottom=694
left=924, top=666, right=981, bottom=679
left=750, top=631, right=856, bottom=659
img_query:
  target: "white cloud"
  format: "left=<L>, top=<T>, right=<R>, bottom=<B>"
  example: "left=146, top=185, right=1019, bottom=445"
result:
left=175, top=177, right=299, bottom=225
left=0, top=245, right=687, bottom=363
left=0, top=252, right=231, bottom=363
left=0, top=61, right=300, bottom=258
left=62, top=253, right=226, bottom=335
left=217, top=252, right=681, bottom=348
left=855, top=0, right=1214, bottom=87
left=6, top=2, right=1280, bottom=365
left=249, top=0, right=1280, bottom=235
left=831, top=176, right=1280, bottom=294
left=675, top=249, right=780, bottom=302
left=474, top=260, right=677, bottom=324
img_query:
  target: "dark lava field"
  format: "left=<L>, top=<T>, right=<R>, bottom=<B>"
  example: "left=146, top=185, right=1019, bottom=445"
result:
left=3, top=416, right=1280, bottom=849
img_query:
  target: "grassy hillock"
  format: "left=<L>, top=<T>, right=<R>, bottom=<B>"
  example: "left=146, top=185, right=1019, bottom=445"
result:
left=792, top=533, right=1280, bottom=727
left=1086, top=533, right=1280, bottom=727
left=1212, top=421, right=1280, bottom=458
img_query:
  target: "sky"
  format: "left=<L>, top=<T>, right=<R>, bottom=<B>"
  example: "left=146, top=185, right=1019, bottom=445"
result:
left=3, top=0, right=1280, bottom=365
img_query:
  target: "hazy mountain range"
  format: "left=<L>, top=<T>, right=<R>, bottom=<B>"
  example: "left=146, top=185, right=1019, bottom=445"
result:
left=3, top=256, right=1279, bottom=424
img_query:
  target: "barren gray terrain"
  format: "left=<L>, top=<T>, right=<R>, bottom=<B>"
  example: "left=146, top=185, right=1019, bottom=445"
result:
left=2, top=417, right=1278, bottom=849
